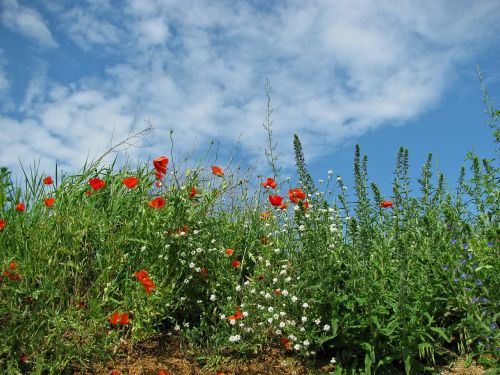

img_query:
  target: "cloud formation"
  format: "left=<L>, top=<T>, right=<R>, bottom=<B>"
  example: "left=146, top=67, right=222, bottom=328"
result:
left=1, top=0, right=499, bottom=178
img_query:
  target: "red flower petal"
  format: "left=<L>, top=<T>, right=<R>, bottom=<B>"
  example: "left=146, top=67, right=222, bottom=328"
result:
left=119, top=312, right=130, bottom=325
left=108, top=312, right=120, bottom=325
left=148, top=196, right=166, bottom=208
left=89, top=178, right=105, bottom=190
left=153, top=156, right=169, bottom=175
left=44, top=197, right=55, bottom=207
left=9, top=262, right=17, bottom=270
left=288, top=188, right=306, bottom=204
left=231, top=260, right=241, bottom=268
left=380, top=200, right=393, bottom=208
left=15, top=203, right=25, bottom=212
left=225, top=248, right=234, bottom=256
left=211, top=166, right=224, bottom=177
left=188, top=186, right=198, bottom=199
left=261, top=178, right=277, bottom=189
left=122, top=177, right=139, bottom=189
left=269, top=195, right=283, bottom=207
left=0, top=219, right=6, bottom=230
left=43, top=176, right=54, bottom=185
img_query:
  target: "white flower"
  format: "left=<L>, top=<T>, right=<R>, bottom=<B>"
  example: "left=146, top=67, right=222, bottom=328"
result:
left=289, top=334, right=297, bottom=341
left=328, top=170, right=333, bottom=175
left=220, top=314, right=226, bottom=320
left=301, top=316, right=308, bottom=322
left=195, top=267, right=201, bottom=272
left=268, top=317, right=273, bottom=324
left=302, top=303, right=309, bottom=308
left=174, top=324, right=180, bottom=331
left=268, top=307, right=274, bottom=313
left=279, top=311, right=286, bottom=316
left=183, top=322, right=189, bottom=327
left=294, top=205, right=300, bottom=211
left=229, top=335, right=241, bottom=343
left=300, top=327, right=305, bottom=332
left=251, top=288, right=256, bottom=294
left=291, top=296, right=298, bottom=302
left=342, top=186, right=347, bottom=190
left=279, top=321, right=286, bottom=328
left=279, top=269, right=287, bottom=275
left=285, top=277, right=292, bottom=283
left=230, top=319, right=236, bottom=325
left=274, top=248, right=281, bottom=254
left=273, top=313, right=279, bottom=320
left=210, top=294, right=216, bottom=301
left=323, top=324, right=331, bottom=331
left=315, top=318, right=321, bottom=325
left=211, top=239, right=216, bottom=244
left=336, top=176, right=341, bottom=181
left=272, top=277, right=278, bottom=284
left=275, top=329, right=282, bottom=335
left=243, top=311, right=249, bottom=318
left=236, top=285, right=241, bottom=291
left=303, top=340, right=310, bottom=347
left=189, top=262, right=195, bottom=268
left=293, top=344, right=301, bottom=351
left=330, top=357, right=336, bottom=364
left=298, top=225, right=305, bottom=231
left=264, top=292, right=272, bottom=299
left=318, top=179, right=324, bottom=184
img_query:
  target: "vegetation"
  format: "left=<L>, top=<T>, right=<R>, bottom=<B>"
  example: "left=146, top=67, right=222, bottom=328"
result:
left=0, top=76, right=498, bottom=374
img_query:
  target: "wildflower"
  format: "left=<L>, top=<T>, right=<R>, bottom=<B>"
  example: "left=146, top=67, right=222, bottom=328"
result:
left=122, top=177, right=139, bottom=188
left=15, top=203, right=25, bottom=212
left=44, top=197, right=55, bottom=208
left=0, top=219, right=6, bottom=230
left=262, top=177, right=278, bottom=189
left=107, top=312, right=120, bottom=325
left=487, top=241, right=493, bottom=248
left=279, top=202, right=288, bottom=210
left=380, top=200, right=393, bottom=208
left=302, top=303, right=309, bottom=309
left=211, top=165, right=224, bottom=177
left=231, top=260, right=241, bottom=268
left=200, top=267, right=209, bottom=276
left=302, top=201, right=309, bottom=210
left=225, top=248, right=234, bottom=256
left=43, top=176, right=54, bottom=185
left=323, top=324, right=330, bottom=331
left=330, top=357, right=336, bottom=364
left=260, top=211, right=271, bottom=220
left=9, top=262, right=17, bottom=270
left=269, top=195, right=284, bottom=207
left=281, top=337, right=291, bottom=350
left=229, top=335, right=241, bottom=343
left=210, top=294, right=216, bottom=301
left=153, top=156, right=169, bottom=174
left=133, top=269, right=156, bottom=294
left=158, top=370, right=170, bottom=375
left=301, top=316, right=307, bottom=322
left=288, top=188, right=306, bottom=204
left=84, top=190, right=93, bottom=197
left=89, top=178, right=105, bottom=190
left=188, top=187, right=198, bottom=199
left=155, top=171, right=164, bottom=180
left=149, top=196, right=166, bottom=208
left=228, top=306, right=243, bottom=321
left=463, top=243, right=469, bottom=250
left=294, top=344, right=301, bottom=351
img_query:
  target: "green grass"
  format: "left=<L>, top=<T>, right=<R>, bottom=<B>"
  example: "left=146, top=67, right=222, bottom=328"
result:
left=0, top=81, right=499, bottom=374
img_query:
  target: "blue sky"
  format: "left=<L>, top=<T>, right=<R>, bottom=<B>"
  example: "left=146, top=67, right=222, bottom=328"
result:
left=1, top=0, right=499, bottom=198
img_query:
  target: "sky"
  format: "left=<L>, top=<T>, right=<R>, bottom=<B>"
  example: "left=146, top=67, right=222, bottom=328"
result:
left=1, top=0, right=499, bottom=199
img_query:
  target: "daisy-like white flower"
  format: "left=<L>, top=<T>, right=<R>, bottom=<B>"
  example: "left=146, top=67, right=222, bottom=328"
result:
left=291, top=296, right=298, bottom=302
left=323, top=324, right=331, bottom=331
left=229, top=335, right=241, bottom=343
left=210, top=294, right=216, bottom=301
left=302, top=303, right=309, bottom=308
left=301, top=316, right=308, bottom=322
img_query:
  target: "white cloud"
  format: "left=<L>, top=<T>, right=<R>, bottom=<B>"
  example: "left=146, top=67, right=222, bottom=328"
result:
left=1, top=0, right=57, bottom=48
left=1, top=0, right=500, bottom=178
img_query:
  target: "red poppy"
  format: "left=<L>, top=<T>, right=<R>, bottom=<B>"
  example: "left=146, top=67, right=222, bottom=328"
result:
left=9, top=262, right=17, bottom=270
left=279, top=202, right=288, bottom=210
left=261, top=177, right=277, bottom=189
left=0, top=219, right=6, bottom=230
left=380, top=200, right=393, bottom=208
left=155, top=171, right=164, bottom=180
left=122, top=177, right=138, bottom=189
left=269, top=195, right=283, bottom=207
left=231, top=260, right=241, bottom=268
left=288, top=188, right=306, bottom=204
left=211, top=165, right=224, bottom=177
left=153, top=156, right=169, bottom=175
left=188, top=187, right=198, bottom=199
left=302, top=201, right=309, bottom=210
left=200, top=267, right=209, bottom=276
left=44, top=197, right=55, bottom=208
left=155, top=181, right=162, bottom=188
left=119, top=312, right=130, bottom=325
left=225, top=248, right=234, bottom=256
left=89, top=178, right=105, bottom=190
left=43, top=176, right=54, bottom=185
left=108, top=312, right=120, bottom=325
left=281, top=337, right=291, bottom=350
left=15, top=203, right=25, bottom=212
left=228, top=306, right=242, bottom=321
left=134, top=269, right=150, bottom=282
left=149, top=196, right=166, bottom=208
left=84, top=190, right=93, bottom=197
left=158, top=370, right=170, bottom=375
left=133, top=270, right=156, bottom=294
left=109, top=370, right=121, bottom=375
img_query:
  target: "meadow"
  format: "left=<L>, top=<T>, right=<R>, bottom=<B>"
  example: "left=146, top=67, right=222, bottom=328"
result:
left=0, top=81, right=498, bottom=374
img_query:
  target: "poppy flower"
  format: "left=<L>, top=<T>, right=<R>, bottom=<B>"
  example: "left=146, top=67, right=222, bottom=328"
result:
left=158, top=370, right=170, bottom=375
left=281, top=337, right=291, bottom=350
left=15, top=203, right=25, bottom=212
left=261, top=177, right=277, bottom=189
left=269, top=195, right=283, bottom=207
left=228, top=306, right=242, bottom=321
left=149, top=196, right=166, bottom=208
left=302, top=201, right=309, bottom=210
left=153, top=156, right=169, bottom=174
left=119, top=312, right=130, bottom=325
left=108, top=312, right=120, bottom=325
left=231, top=260, right=241, bottom=268
left=44, top=197, right=55, bottom=208
left=89, top=178, right=105, bottom=190
left=84, top=190, right=93, bottom=197
left=155, top=181, right=162, bottom=188
left=211, top=165, right=224, bottom=177
left=43, top=176, right=54, bottom=185
left=188, top=187, right=198, bottom=199
left=133, top=269, right=150, bottom=282
left=0, top=219, right=6, bottom=230
left=380, top=200, right=393, bottom=208
left=155, top=171, right=164, bottom=180
left=200, top=267, right=209, bottom=276
left=109, top=370, right=121, bottom=375
left=225, top=248, right=234, bottom=256
left=133, top=270, right=156, bottom=294
left=279, top=202, right=288, bottom=210
left=9, top=262, right=17, bottom=270
left=122, top=177, right=139, bottom=189
left=288, top=188, right=306, bottom=204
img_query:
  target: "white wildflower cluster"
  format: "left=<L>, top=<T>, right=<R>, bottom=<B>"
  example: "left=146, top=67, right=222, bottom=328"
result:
left=228, top=335, right=241, bottom=343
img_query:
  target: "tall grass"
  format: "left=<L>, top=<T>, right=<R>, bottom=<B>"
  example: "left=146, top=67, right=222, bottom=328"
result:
left=0, top=77, right=498, bottom=374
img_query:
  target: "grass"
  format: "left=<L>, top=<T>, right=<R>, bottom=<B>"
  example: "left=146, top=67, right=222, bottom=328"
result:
left=0, top=76, right=499, bottom=375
